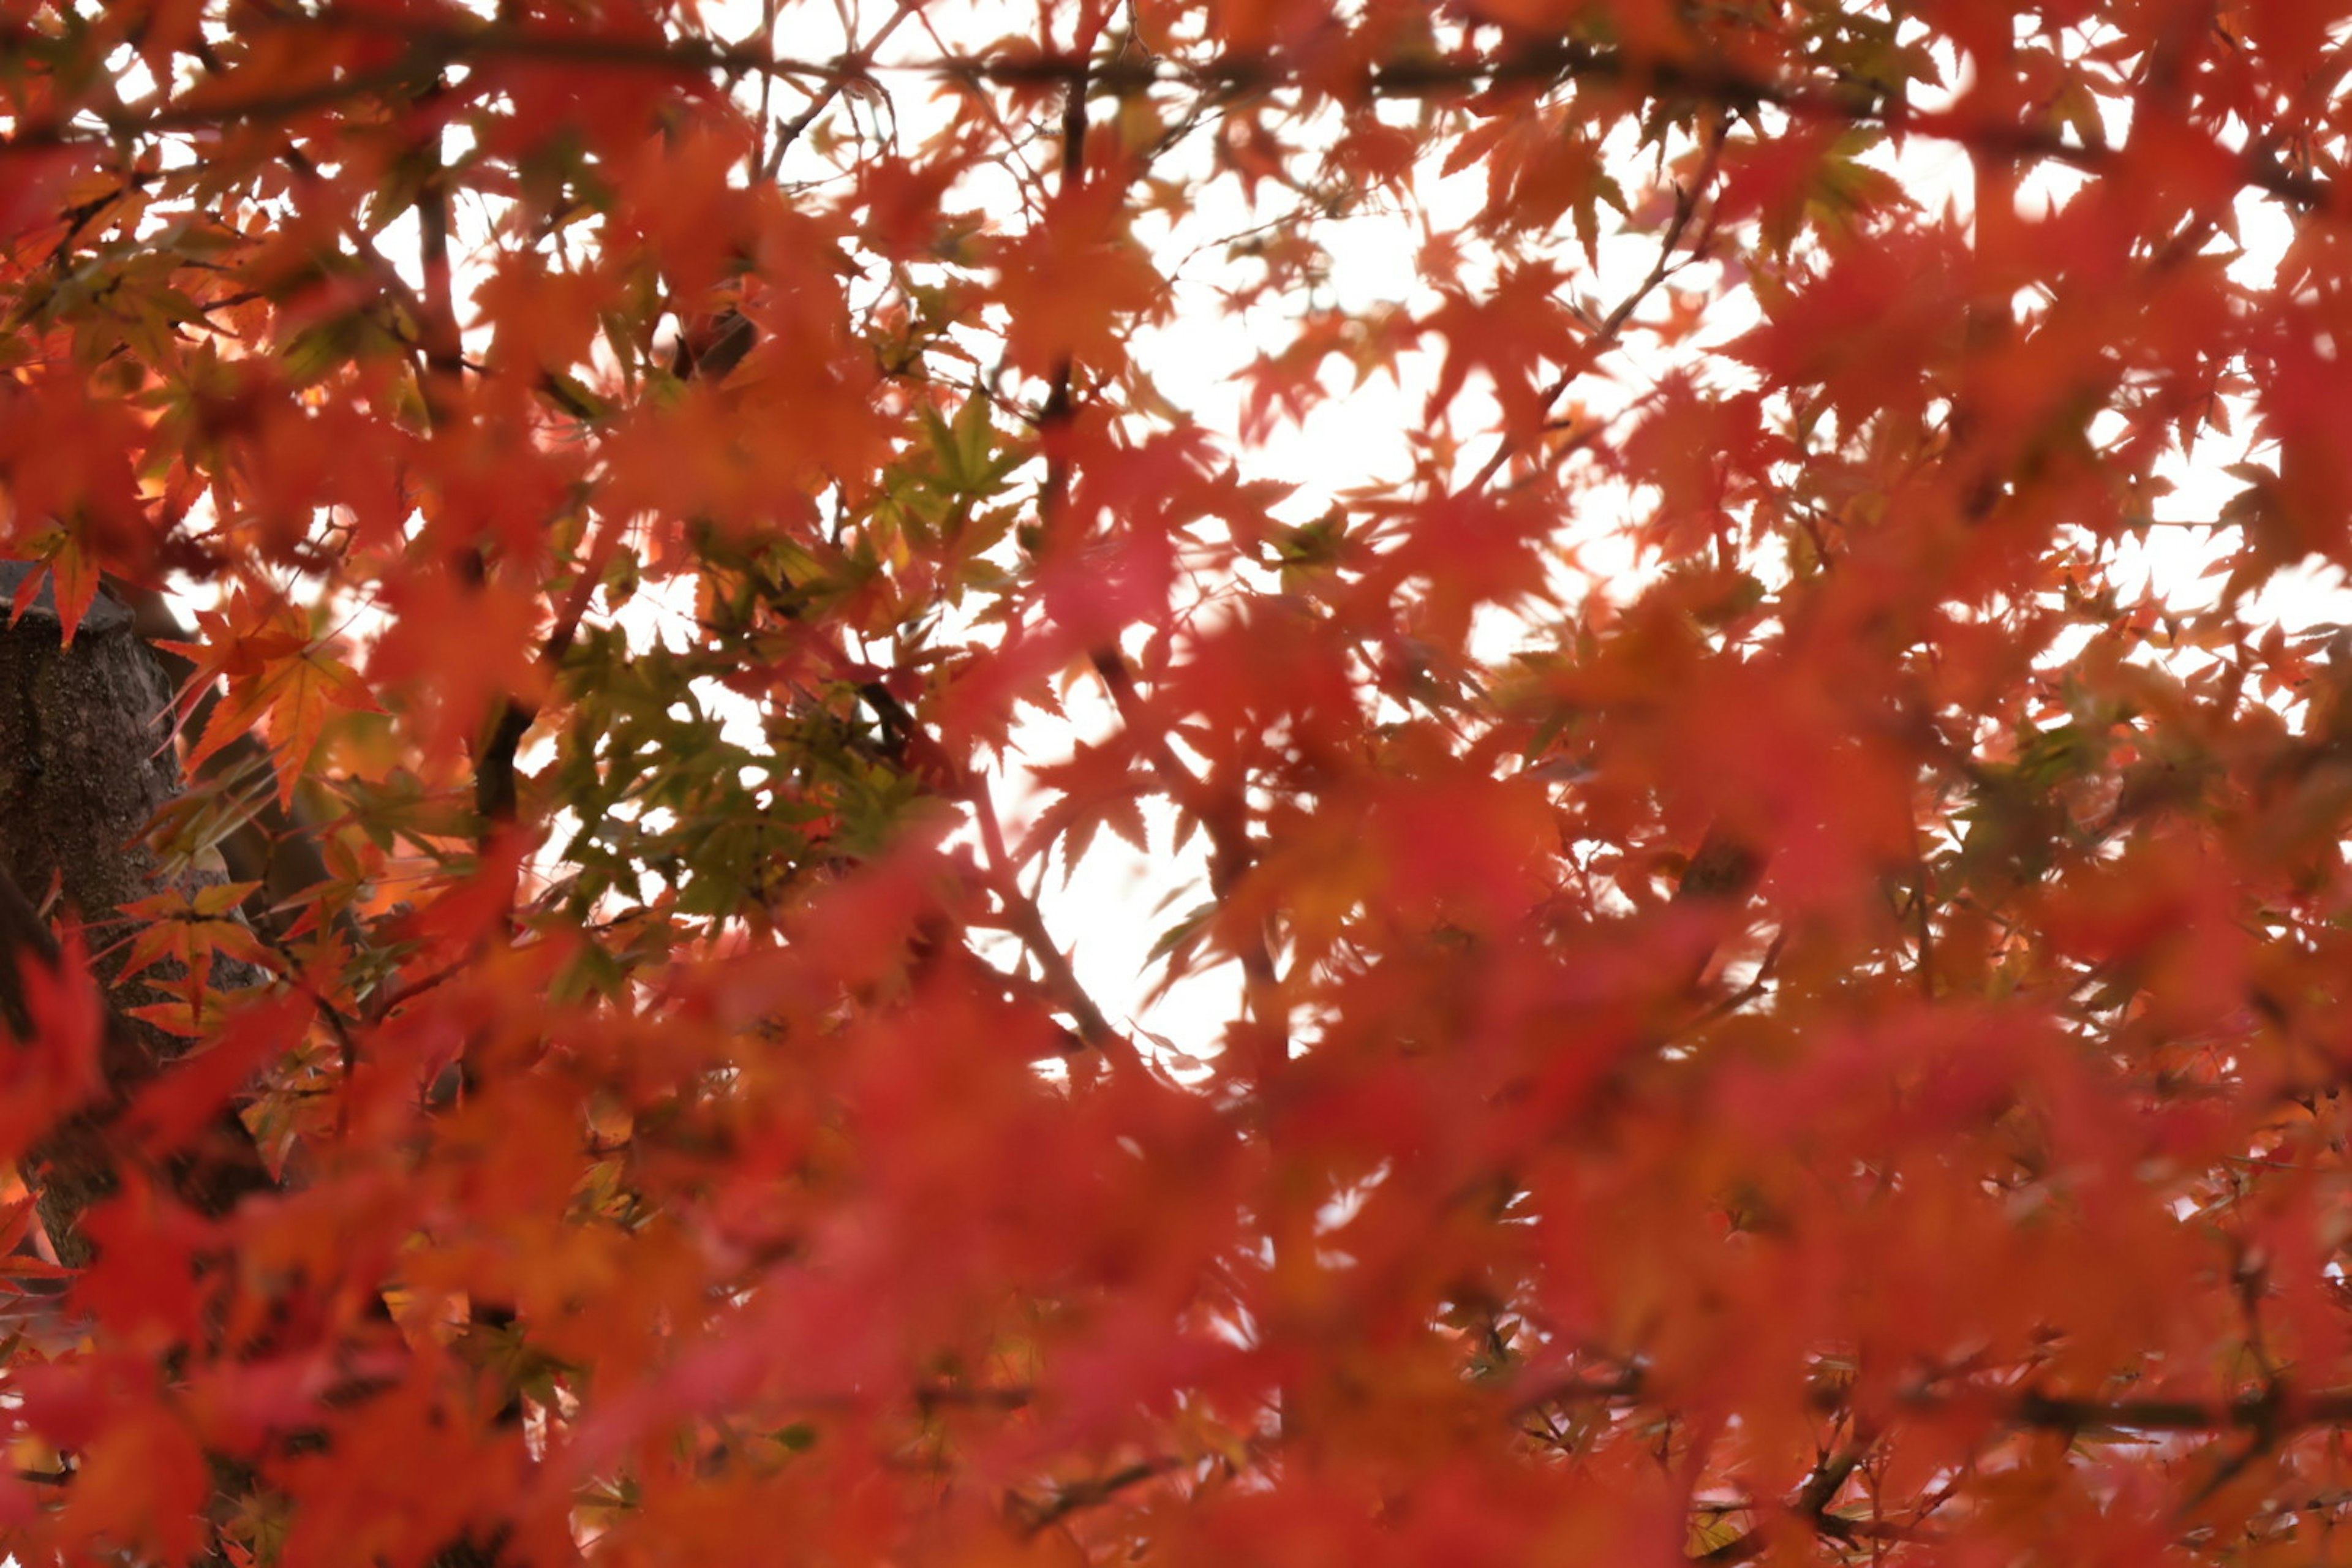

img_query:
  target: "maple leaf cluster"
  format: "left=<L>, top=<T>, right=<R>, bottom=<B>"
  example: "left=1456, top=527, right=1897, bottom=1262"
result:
left=1, top=1, right=2351, bottom=1565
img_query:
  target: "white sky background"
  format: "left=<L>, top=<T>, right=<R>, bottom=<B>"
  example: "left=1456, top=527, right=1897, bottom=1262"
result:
left=154, top=1, right=2340, bottom=1064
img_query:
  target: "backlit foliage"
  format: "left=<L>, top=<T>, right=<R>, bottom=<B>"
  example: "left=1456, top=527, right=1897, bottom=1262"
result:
left=5, top=1, right=2352, bottom=1564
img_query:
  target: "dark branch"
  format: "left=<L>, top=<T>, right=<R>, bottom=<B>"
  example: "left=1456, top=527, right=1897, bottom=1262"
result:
left=5, top=25, right=2327, bottom=215
left=1009, top=1457, right=1180, bottom=1537
left=1518, top=1365, right=2352, bottom=1438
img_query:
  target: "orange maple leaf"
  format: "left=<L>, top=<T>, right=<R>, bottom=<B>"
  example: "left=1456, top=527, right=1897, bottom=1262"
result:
left=158, top=592, right=380, bottom=809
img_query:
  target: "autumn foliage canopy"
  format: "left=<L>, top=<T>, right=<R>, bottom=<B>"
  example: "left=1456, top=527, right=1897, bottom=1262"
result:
left=8, top=0, right=2352, bottom=1562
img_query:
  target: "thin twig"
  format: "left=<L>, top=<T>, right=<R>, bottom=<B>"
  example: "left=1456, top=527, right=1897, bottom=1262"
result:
left=764, top=0, right=919, bottom=178
left=967, top=773, right=1139, bottom=1074
left=1468, top=120, right=1725, bottom=496
left=1009, top=1457, right=1180, bottom=1537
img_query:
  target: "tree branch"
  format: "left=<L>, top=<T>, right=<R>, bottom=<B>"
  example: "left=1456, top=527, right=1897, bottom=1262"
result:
left=10, top=28, right=2324, bottom=214
left=1518, top=1364, right=2352, bottom=1438
left=1008, top=1456, right=1180, bottom=1537
left=967, top=773, right=1139, bottom=1074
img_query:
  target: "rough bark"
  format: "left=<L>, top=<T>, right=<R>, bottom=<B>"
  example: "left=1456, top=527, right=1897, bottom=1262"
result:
left=0, top=563, right=273, bottom=1265
left=0, top=569, right=508, bottom=1564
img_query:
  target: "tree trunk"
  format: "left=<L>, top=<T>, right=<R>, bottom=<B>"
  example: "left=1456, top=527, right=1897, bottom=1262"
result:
left=0, top=562, right=272, bottom=1265
left=0, top=567, right=513, bottom=1562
